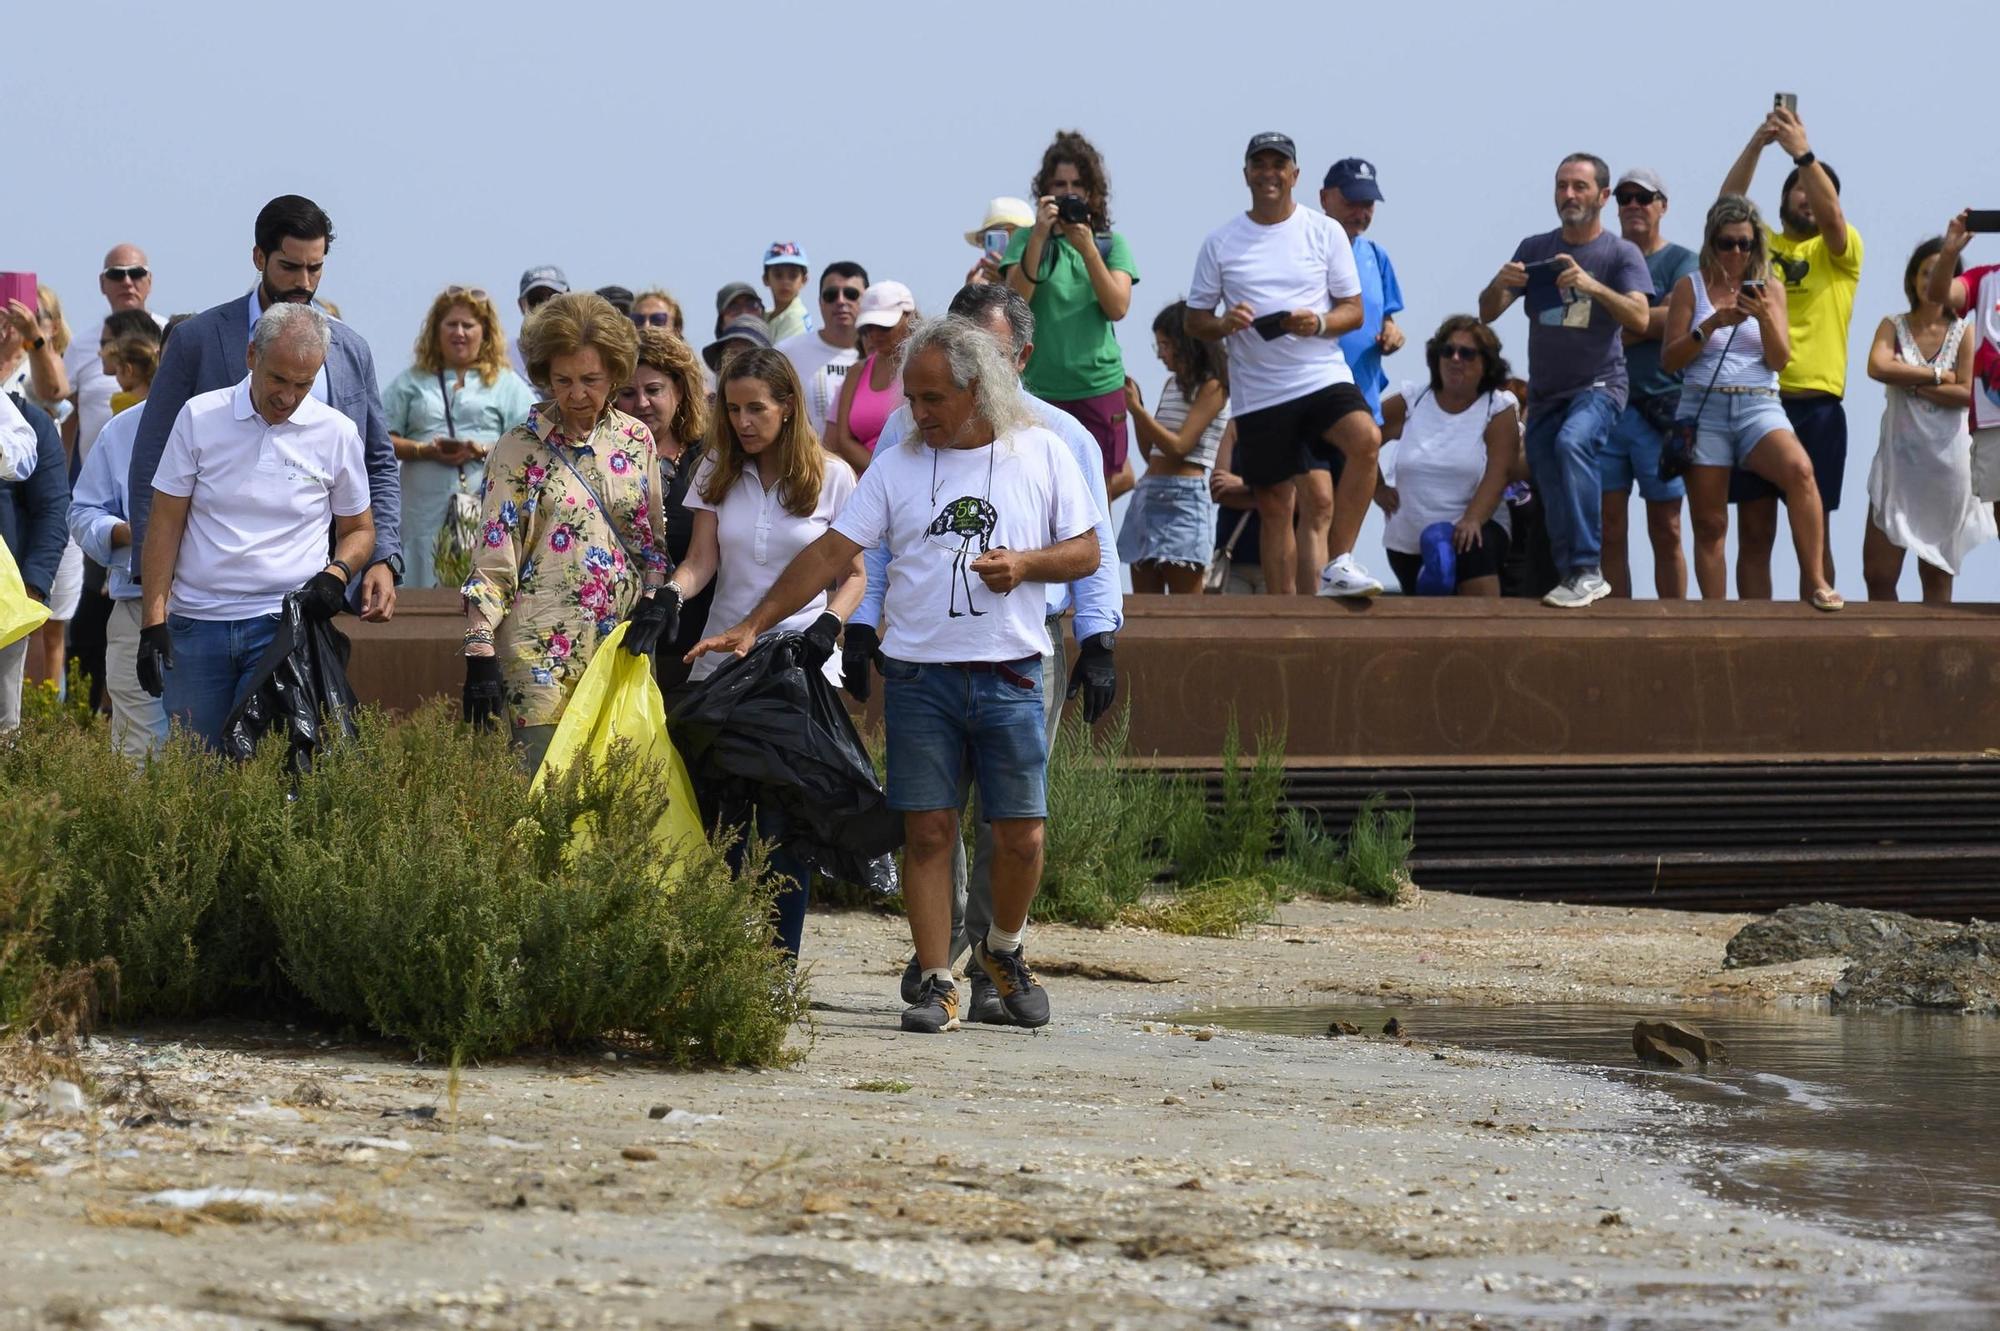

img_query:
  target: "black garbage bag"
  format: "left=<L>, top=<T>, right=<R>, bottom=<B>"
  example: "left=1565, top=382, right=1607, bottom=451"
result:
left=221, top=594, right=359, bottom=771
left=669, top=633, right=901, bottom=895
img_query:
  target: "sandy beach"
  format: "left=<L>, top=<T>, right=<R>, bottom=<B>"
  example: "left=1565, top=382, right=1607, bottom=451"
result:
left=1, top=893, right=1936, bottom=1329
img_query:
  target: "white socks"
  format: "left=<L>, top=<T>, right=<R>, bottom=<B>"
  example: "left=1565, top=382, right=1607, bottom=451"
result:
left=921, top=967, right=954, bottom=989
left=984, top=923, right=1025, bottom=956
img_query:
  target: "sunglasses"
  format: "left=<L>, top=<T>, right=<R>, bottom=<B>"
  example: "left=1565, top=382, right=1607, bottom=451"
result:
left=1613, top=188, right=1660, bottom=207
left=1440, top=344, right=1483, bottom=362
left=444, top=285, right=490, bottom=301
left=102, top=265, right=149, bottom=283
left=631, top=311, right=675, bottom=327
left=821, top=286, right=863, bottom=304
left=1713, top=237, right=1756, bottom=253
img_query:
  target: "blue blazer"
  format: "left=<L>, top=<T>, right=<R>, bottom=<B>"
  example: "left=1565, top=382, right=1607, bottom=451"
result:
left=126, top=291, right=402, bottom=578
left=0, top=395, right=71, bottom=598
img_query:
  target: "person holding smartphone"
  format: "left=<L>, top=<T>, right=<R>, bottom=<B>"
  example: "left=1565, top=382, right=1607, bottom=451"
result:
left=1661, top=196, right=1838, bottom=610
left=383, top=285, right=535, bottom=588
left=964, top=197, right=1033, bottom=286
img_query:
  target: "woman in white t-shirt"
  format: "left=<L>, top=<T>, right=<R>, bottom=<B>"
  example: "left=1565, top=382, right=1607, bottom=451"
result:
left=661, top=347, right=863, bottom=958
left=1373, top=317, right=1519, bottom=597
left=1119, top=301, right=1229, bottom=593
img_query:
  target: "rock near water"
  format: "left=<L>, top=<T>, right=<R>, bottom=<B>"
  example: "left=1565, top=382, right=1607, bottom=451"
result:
left=1723, top=903, right=1955, bottom=970
left=1632, top=1020, right=1725, bottom=1067
left=1830, top=922, right=2000, bottom=1014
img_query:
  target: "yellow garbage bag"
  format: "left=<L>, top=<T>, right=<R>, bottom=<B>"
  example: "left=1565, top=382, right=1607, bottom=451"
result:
left=532, top=622, right=704, bottom=862
left=0, top=536, right=50, bottom=650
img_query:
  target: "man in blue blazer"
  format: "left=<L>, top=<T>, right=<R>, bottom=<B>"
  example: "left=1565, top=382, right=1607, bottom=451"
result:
left=127, top=194, right=402, bottom=619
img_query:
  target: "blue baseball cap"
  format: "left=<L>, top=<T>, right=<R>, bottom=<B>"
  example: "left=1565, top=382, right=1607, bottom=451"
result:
left=1324, top=157, right=1384, bottom=203
left=762, top=241, right=810, bottom=270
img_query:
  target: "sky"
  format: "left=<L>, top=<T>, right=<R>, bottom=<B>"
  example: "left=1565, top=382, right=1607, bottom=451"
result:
left=13, top=0, right=1987, bottom=601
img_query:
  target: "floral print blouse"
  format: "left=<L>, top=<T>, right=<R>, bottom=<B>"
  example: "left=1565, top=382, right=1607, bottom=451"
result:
left=462, top=403, right=667, bottom=729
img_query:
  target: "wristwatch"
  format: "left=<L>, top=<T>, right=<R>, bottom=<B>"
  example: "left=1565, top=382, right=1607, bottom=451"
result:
left=1791, top=150, right=1816, bottom=168
left=369, top=553, right=406, bottom=585
left=28, top=336, right=45, bottom=352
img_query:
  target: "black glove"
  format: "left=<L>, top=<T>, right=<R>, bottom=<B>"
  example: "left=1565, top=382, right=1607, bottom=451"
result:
left=136, top=623, right=174, bottom=698
left=295, top=570, right=349, bottom=622
left=463, top=655, right=506, bottom=729
left=800, top=611, right=842, bottom=669
left=1066, top=632, right=1117, bottom=724
left=841, top=621, right=882, bottom=703
left=623, top=588, right=679, bottom=657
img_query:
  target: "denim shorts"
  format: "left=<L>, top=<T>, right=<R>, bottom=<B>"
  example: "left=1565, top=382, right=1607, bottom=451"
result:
left=1682, top=389, right=1792, bottom=469
left=1599, top=403, right=1686, bottom=502
left=881, top=656, right=1049, bottom=819
left=1116, top=473, right=1217, bottom=567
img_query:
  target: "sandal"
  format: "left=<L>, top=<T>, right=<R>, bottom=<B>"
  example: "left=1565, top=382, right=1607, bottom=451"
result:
left=1811, top=587, right=1844, bottom=613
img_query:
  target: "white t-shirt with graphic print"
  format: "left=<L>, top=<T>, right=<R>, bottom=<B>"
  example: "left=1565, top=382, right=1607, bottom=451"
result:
left=832, top=424, right=1096, bottom=664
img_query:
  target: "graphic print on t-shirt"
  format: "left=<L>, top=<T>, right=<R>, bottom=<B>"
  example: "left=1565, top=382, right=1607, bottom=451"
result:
left=1774, top=253, right=1811, bottom=287
left=926, top=495, right=1000, bottom=618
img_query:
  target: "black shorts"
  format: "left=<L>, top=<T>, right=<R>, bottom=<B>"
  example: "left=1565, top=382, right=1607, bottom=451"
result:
left=1386, top=521, right=1511, bottom=594
left=1232, top=381, right=1372, bottom=488
left=1729, top=394, right=1846, bottom=510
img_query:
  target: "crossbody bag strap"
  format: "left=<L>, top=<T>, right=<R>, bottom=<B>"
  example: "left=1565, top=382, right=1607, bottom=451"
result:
left=1220, top=508, right=1252, bottom=555
left=1686, top=324, right=1739, bottom=420
left=436, top=369, right=464, bottom=485
left=549, top=442, right=641, bottom=568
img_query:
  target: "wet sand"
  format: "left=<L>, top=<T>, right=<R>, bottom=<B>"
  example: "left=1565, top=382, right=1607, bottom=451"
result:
left=0, top=893, right=1937, bottom=1329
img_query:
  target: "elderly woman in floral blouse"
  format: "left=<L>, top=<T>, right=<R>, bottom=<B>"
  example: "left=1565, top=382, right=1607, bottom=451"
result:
left=461, top=292, right=673, bottom=770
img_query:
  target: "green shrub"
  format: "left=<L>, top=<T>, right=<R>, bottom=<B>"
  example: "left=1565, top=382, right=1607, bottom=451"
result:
left=1123, top=876, right=1279, bottom=936
left=1033, top=709, right=1190, bottom=927
left=1339, top=795, right=1416, bottom=902
left=0, top=795, right=66, bottom=1030
left=1164, top=716, right=1287, bottom=885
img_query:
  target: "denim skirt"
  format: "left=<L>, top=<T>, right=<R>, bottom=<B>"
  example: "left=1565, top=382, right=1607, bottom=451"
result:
left=1116, top=473, right=1217, bottom=567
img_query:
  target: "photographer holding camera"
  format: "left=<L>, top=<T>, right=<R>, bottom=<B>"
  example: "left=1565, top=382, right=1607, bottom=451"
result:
left=1003, top=130, right=1139, bottom=481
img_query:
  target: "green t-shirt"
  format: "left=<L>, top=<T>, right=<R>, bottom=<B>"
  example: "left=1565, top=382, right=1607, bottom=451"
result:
left=1001, top=226, right=1139, bottom=400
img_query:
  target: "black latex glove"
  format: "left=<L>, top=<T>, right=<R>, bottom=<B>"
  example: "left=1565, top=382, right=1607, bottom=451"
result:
left=800, top=611, right=842, bottom=668
left=136, top=623, right=173, bottom=698
left=295, top=570, right=349, bottom=622
left=841, top=621, right=882, bottom=703
left=623, top=588, right=679, bottom=657
left=463, top=655, right=506, bottom=729
left=1066, top=632, right=1117, bottom=724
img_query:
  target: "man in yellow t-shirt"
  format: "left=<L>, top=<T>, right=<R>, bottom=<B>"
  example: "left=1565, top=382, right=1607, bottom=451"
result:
left=1719, top=105, right=1861, bottom=599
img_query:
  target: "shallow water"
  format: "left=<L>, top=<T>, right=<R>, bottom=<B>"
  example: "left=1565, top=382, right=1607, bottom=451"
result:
left=1181, top=1000, right=2000, bottom=1320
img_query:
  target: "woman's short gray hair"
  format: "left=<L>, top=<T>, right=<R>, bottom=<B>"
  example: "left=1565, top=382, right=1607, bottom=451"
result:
left=898, top=314, right=1036, bottom=441
left=251, top=302, right=331, bottom=360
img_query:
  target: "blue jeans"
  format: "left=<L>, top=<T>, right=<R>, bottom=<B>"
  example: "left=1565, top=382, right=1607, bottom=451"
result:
left=161, top=612, right=282, bottom=753
left=723, top=804, right=810, bottom=959
left=1599, top=403, right=1687, bottom=503
left=1524, top=389, right=1619, bottom=575
left=881, top=657, right=1049, bottom=819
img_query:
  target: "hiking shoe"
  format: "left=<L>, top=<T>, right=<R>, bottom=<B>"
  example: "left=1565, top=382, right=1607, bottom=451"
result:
left=966, top=967, right=1008, bottom=1025
left=1543, top=569, right=1611, bottom=608
left=900, top=975, right=960, bottom=1034
left=972, top=941, right=1051, bottom=1028
left=1315, top=553, right=1384, bottom=599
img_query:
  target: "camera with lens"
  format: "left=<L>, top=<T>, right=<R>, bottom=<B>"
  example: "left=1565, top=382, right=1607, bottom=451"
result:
left=1055, top=195, right=1092, bottom=226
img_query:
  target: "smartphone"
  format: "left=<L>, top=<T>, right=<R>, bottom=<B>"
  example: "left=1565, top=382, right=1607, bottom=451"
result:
left=981, top=228, right=1010, bottom=260
left=1740, top=280, right=1766, bottom=301
left=0, top=271, right=37, bottom=315
left=1774, top=92, right=1798, bottom=114
left=1965, top=211, right=2000, bottom=234
left=1251, top=312, right=1290, bottom=341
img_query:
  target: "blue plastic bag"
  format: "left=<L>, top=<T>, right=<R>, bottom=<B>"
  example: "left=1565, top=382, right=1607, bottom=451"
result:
left=1416, top=521, right=1457, bottom=596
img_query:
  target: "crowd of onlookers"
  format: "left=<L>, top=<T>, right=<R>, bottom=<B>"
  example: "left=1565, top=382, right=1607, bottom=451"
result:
left=6, top=114, right=1999, bottom=1034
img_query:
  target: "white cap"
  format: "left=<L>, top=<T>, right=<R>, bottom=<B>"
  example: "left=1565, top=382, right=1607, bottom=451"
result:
left=855, top=280, right=916, bottom=330
left=964, top=197, right=1034, bottom=248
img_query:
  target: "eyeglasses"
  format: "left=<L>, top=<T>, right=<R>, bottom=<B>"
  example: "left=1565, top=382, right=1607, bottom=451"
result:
left=1613, top=188, right=1660, bottom=207
left=102, top=265, right=149, bottom=283
left=821, top=286, right=863, bottom=304
left=1713, top=237, right=1755, bottom=253
left=1440, top=344, right=1483, bottom=362
left=444, top=285, right=490, bottom=301
left=631, top=311, right=675, bottom=328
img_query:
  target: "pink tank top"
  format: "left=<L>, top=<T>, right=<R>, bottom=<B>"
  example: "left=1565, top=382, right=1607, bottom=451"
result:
left=845, top=354, right=900, bottom=451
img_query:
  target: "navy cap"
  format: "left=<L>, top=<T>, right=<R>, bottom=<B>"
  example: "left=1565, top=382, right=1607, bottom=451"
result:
left=1324, top=157, right=1384, bottom=202
left=1244, top=132, right=1297, bottom=164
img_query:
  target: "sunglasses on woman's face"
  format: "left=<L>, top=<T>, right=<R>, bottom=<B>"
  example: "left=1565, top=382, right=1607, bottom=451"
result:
left=631, top=311, right=675, bottom=327
left=102, top=265, right=149, bottom=283
left=1713, top=237, right=1755, bottom=253
left=821, top=286, right=863, bottom=304
left=1613, top=188, right=1659, bottom=207
left=1441, top=344, right=1482, bottom=362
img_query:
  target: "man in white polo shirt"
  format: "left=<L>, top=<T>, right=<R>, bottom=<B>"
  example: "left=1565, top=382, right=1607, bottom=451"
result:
left=136, top=304, right=374, bottom=752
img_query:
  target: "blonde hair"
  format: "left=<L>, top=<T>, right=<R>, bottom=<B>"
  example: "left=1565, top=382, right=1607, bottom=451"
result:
left=701, top=348, right=826, bottom=518
left=1700, top=194, right=1772, bottom=285
left=521, top=292, right=638, bottom=392
left=112, top=333, right=160, bottom=386
left=35, top=284, right=71, bottom=354
left=633, top=329, right=710, bottom=447
left=633, top=288, right=685, bottom=333
left=412, top=287, right=510, bottom=384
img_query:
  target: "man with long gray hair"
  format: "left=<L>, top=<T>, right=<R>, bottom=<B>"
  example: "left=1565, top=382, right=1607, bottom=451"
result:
left=689, top=314, right=1101, bottom=1035
left=136, top=303, right=375, bottom=752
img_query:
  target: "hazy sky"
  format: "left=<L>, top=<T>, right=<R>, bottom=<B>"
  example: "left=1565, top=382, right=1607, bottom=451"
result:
left=15, top=1, right=1985, bottom=600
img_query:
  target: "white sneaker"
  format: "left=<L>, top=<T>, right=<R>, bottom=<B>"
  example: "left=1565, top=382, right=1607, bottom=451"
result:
left=1542, top=569, right=1611, bottom=608
left=1316, top=553, right=1384, bottom=599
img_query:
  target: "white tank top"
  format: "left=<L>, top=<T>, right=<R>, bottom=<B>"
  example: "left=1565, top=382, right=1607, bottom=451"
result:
left=1382, top=383, right=1517, bottom=554
left=1684, top=273, right=1777, bottom=390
